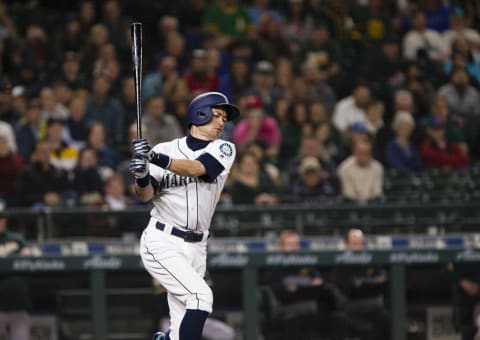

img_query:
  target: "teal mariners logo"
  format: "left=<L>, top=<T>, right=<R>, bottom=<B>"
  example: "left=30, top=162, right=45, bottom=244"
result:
left=219, top=143, right=233, bottom=157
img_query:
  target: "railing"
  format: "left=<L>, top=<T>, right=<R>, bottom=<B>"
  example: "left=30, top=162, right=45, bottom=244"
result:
left=5, top=201, right=480, bottom=241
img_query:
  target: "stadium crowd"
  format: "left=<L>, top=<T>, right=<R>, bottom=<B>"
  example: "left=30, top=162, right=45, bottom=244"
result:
left=0, top=0, right=479, bottom=210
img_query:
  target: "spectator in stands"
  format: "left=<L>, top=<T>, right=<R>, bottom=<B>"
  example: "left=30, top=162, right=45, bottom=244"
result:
left=120, top=76, right=137, bottom=130
left=393, top=88, right=415, bottom=117
left=333, top=228, right=390, bottom=340
left=364, top=101, right=391, bottom=164
left=0, top=135, right=23, bottom=204
left=342, top=122, right=371, bottom=159
left=39, top=86, right=69, bottom=120
left=443, top=7, right=480, bottom=61
left=256, top=11, right=292, bottom=63
left=92, top=43, right=122, bottom=94
left=281, top=100, right=311, bottom=163
left=297, top=23, right=341, bottom=84
left=282, top=0, right=313, bottom=55
left=53, top=12, right=85, bottom=64
left=230, top=151, right=278, bottom=205
left=218, top=56, right=251, bottom=104
left=73, top=147, right=104, bottom=206
left=420, top=116, right=470, bottom=170
left=244, top=140, right=282, bottom=188
left=385, top=111, right=423, bottom=171
left=261, top=229, right=348, bottom=339
left=338, top=140, right=384, bottom=204
left=405, top=61, right=436, bottom=115
left=81, top=23, right=110, bottom=78
left=0, top=82, right=18, bottom=125
left=247, top=0, right=283, bottom=29
left=183, top=49, right=219, bottom=98
left=443, top=38, right=480, bottom=85
left=283, top=156, right=338, bottom=204
left=100, top=0, right=129, bottom=52
left=0, top=198, right=31, bottom=340
left=0, top=119, right=17, bottom=157
left=66, top=95, right=89, bottom=150
left=301, top=61, right=337, bottom=114
left=101, top=173, right=135, bottom=212
left=438, top=67, right=480, bottom=120
left=15, top=140, right=71, bottom=207
left=352, top=0, right=393, bottom=47
left=245, top=60, right=281, bottom=113
left=44, top=118, right=79, bottom=172
left=332, top=83, right=371, bottom=133
left=274, top=58, right=294, bottom=101
left=437, top=67, right=480, bottom=159
left=287, top=135, right=334, bottom=182
left=362, top=35, right=405, bottom=94
left=85, top=73, right=125, bottom=150
left=402, top=10, right=447, bottom=63
left=57, top=51, right=89, bottom=91
left=421, top=95, right=467, bottom=152
left=10, top=86, right=28, bottom=124
left=15, top=98, right=45, bottom=163
left=312, top=122, right=343, bottom=168
left=142, top=95, right=183, bottom=146
left=232, top=95, right=281, bottom=159
left=85, top=122, right=121, bottom=179
left=203, top=0, right=255, bottom=48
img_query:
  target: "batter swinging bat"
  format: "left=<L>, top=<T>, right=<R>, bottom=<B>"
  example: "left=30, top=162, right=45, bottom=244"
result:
left=131, top=22, right=143, bottom=139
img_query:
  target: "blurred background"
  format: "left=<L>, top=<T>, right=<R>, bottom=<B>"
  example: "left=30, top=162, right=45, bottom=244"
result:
left=1, top=0, right=480, bottom=339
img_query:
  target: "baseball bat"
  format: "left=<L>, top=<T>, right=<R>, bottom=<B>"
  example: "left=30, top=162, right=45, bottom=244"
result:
left=131, top=22, right=143, bottom=139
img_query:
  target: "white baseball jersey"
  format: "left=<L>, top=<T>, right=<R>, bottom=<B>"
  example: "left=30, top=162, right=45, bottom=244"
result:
left=139, top=135, right=236, bottom=340
left=148, top=136, right=236, bottom=231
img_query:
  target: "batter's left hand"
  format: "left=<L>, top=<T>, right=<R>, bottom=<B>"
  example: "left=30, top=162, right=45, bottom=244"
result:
left=133, top=138, right=152, bottom=159
left=129, top=156, right=149, bottom=178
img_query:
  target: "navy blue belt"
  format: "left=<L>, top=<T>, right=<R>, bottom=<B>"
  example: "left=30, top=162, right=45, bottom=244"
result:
left=156, top=222, right=204, bottom=243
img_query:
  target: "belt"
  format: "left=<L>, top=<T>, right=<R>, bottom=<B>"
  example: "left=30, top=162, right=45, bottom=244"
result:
left=155, top=222, right=205, bottom=243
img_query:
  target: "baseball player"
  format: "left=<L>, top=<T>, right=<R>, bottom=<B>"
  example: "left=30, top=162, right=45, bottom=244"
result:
left=129, top=92, right=239, bottom=340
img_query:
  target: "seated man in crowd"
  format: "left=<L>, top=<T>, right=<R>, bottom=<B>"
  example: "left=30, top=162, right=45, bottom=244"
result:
left=338, top=140, right=384, bottom=204
left=333, top=228, right=390, bottom=340
left=15, top=140, right=72, bottom=207
left=261, top=229, right=347, bottom=340
left=283, top=156, right=338, bottom=203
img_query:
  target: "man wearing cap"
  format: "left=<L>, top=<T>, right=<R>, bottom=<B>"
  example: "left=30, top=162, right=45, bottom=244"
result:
left=419, top=116, right=469, bottom=169
left=284, top=156, right=338, bottom=203
left=245, top=60, right=282, bottom=112
left=129, top=91, right=240, bottom=340
left=0, top=199, right=31, bottom=340
left=232, top=95, right=281, bottom=159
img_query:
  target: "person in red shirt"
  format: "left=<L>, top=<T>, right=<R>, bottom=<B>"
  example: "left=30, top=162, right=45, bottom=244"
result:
left=420, top=116, right=469, bottom=169
left=183, top=49, right=219, bottom=98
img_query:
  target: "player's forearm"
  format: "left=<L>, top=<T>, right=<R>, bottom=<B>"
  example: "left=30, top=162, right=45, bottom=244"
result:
left=168, top=159, right=206, bottom=177
left=135, top=184, right=154, bottom=202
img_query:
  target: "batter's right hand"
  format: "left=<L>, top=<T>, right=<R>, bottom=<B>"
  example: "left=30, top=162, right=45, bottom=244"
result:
left=129, top=156, right=149, bottom=178
left=132, top=138, right=152, bottom=159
